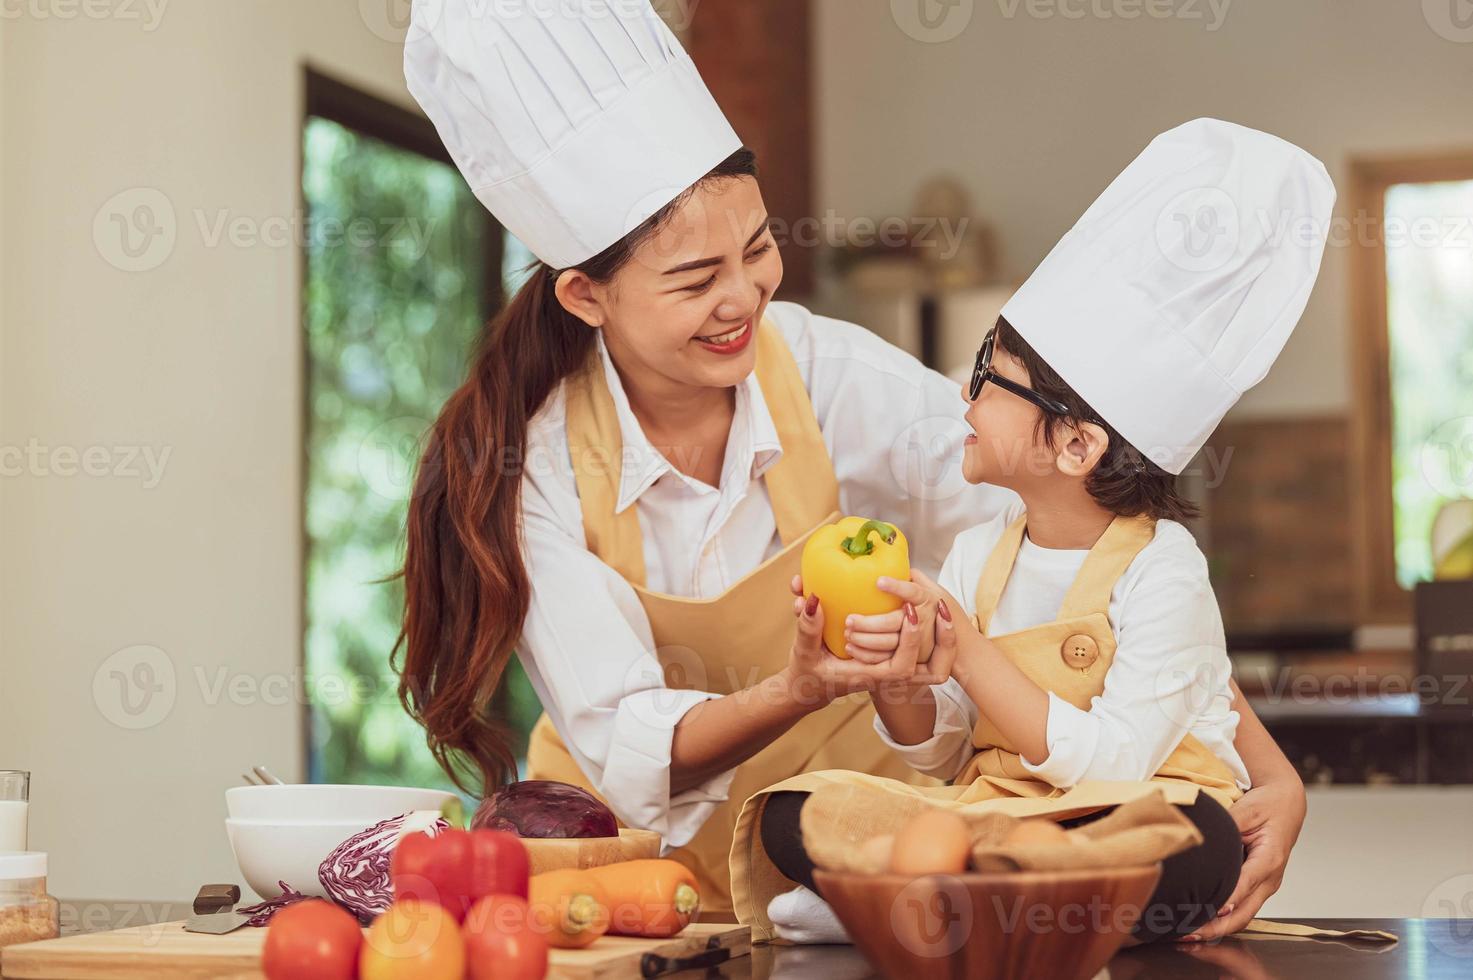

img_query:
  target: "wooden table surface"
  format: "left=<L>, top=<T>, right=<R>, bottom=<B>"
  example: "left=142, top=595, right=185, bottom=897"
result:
left=48, top=904, right=1472, bottom=978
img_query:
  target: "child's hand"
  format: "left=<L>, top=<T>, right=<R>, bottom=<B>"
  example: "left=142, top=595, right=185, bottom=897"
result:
left=840, top=569, right=958, bottom=665
left=787, top=574, right=930, bottom=664
left=786, top=576, right=949, bottom=698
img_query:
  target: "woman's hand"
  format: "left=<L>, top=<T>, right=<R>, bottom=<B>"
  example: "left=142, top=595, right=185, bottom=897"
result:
left=1182, top=773, right=1306, bottom=942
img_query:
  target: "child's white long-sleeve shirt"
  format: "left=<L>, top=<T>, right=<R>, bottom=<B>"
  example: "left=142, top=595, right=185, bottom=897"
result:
left=875, top=502, right=1251, bottom=790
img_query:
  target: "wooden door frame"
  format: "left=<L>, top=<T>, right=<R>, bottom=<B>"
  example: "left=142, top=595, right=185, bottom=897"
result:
left=1348, top=151, right=1473, bottom=624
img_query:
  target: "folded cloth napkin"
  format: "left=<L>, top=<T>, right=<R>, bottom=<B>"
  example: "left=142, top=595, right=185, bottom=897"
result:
left=970, top=791, right=1202, bottom=872
left=799, top=783, right=1202, bottom=875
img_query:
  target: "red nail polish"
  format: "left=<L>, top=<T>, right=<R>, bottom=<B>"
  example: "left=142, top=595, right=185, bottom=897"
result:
left=805, top=594, right=820, bottom=616
left=905, top=603, right=918, bottom=625
left=938, top=602, right=953, bottom=623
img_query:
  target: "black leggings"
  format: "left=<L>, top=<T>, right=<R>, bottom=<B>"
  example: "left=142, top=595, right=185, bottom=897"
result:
left=759, top=790, right=1243, bottom=944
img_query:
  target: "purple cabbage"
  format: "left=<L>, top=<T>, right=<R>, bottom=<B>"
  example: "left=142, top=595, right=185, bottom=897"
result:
left=316, top=810, right=450, bottom=924
left=472, top=780, right=618, bottom=838
left=238, top=882, right=309, bottom=927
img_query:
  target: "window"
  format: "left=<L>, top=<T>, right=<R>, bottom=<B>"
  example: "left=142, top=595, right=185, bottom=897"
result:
left=1351, top=154, right=1473, bottom=621
left=301, top=70, right=541, bottom=789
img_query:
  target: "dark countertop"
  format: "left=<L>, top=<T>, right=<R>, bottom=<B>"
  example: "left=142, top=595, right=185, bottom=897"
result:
left=740, top=920, right=1468, bottom=979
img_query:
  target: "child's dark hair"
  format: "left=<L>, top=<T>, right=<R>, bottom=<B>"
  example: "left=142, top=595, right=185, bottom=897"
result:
left=994, top=316, right=1199, bottom=523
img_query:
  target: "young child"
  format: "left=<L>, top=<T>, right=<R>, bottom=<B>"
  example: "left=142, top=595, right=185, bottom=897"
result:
left=741, top=118, right=1335, bottom=945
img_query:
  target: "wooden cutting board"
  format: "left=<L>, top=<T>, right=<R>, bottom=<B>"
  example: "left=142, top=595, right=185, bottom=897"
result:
left=1, top=920, right=750, bottom=980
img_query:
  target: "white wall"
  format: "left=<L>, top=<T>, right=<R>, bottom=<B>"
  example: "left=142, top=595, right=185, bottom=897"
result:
left=0, top=3, right=415, bottom=902
left=813, top=0, right=1473, bottom=417
left=1268, top=787, right=1473, bottom=919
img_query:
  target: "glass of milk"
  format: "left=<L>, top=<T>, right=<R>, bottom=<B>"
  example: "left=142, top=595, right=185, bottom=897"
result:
left=0, top=772, right=28, bottom=851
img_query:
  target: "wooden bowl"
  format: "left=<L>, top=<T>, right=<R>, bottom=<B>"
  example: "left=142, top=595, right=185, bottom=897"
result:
left=814, top=864, right=1161, bottom=980
left=520, top=828, right=661, bottom=875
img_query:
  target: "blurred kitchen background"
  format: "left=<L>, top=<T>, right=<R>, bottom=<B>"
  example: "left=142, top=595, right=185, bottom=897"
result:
left=2, top=0, right=1472, bottom=920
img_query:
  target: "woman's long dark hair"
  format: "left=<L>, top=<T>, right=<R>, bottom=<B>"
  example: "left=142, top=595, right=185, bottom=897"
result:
left=396, top=148, right=759, bottom=796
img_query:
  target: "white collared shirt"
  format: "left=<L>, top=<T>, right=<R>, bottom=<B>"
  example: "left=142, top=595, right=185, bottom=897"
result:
left=517, top=301, right=1017, bottom=847
left=874, top=502, right=1251, bottom=792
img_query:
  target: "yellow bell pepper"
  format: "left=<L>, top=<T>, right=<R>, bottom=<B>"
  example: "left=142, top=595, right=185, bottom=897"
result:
left=801, top=517, right=911, bottom=659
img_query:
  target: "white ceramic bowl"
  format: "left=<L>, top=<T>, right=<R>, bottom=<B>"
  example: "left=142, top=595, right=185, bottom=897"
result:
left=226, top=817, right=377, bottom=901
left=224, top=785, right=458, bottom=900
left=225, top=784, right=456, bottom=822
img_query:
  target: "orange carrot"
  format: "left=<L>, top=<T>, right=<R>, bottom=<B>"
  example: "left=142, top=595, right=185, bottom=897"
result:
left=528, top=869, right=609, bottom=949
left=588, top=859, right=700, bottom=938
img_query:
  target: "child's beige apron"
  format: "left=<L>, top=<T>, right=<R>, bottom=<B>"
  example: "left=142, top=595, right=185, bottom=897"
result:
left=730, top=512, right=1245, bottom=938
left=524, top=321, right=935, bottom=920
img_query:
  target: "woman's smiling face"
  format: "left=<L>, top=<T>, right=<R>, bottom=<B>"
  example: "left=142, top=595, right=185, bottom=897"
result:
left=561, top=175, right=783, bottom=393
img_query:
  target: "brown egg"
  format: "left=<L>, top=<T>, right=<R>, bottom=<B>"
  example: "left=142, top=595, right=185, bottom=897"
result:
left=891, top=809, right=971, bottom=875
left=858, top=833, right=896, bottom=872
left=1004, top=819, right=1070, bottom=847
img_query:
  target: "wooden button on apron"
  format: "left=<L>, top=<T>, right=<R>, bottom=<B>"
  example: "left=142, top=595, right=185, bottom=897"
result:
left=1061, top=634, right=1100, bottom=669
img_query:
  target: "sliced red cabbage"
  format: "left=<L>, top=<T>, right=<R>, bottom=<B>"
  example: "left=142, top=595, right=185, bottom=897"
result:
left=317, top=810, right=450, bottom=923
left=238, top=881, right=309, bottom=927
left=472, top=780, right=618, bottom=838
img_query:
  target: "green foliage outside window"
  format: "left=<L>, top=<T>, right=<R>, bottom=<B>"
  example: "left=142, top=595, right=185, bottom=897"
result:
left=1385, top=179, right=1473, bottom=588
left=303, top=115, right=542, bottom=793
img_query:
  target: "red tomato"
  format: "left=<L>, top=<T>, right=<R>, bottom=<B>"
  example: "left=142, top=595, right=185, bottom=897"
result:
left=392, top=828, right=530, bottom=921
left=469, top=830, right=531, bottom=901
left=393, top=829, right=476, bottom=921
left=261, top=899, right=361, bottom=980
left=463, top=896, right=548, bottom=980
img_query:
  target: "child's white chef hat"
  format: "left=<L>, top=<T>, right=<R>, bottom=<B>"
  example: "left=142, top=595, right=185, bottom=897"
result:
left=1000, top=118, right=1336, bottom=475
left=404, top=0, right=741, bottom=270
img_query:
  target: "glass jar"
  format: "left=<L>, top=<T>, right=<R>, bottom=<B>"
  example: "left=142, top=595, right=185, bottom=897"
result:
left=0, top=853, right=59, bottom=949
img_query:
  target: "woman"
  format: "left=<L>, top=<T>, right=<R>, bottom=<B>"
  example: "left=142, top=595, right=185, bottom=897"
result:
left=397, top=0, right=1304, bottom=932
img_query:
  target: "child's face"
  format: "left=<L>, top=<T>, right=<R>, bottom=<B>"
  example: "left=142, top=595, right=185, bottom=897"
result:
left=959, top=343, right=1057, bottom=488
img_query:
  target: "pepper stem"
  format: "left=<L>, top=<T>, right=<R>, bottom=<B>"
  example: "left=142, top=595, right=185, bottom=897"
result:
left=841, top=520, right=897, bottom=557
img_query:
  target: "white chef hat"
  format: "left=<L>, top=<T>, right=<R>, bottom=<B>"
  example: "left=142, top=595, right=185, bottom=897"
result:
left=1000, top=118, right=1336, bottom=475
left=404, top=0, right=742, bottom=270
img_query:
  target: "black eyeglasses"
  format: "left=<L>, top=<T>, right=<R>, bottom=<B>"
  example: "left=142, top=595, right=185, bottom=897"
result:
left=968, top=328, right=1073, bottom=415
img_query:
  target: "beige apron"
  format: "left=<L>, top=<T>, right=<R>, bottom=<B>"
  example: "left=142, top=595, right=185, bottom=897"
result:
left=731, top=513, right=1244, bottom=939
left=524, top=321, right=934, bottom=920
